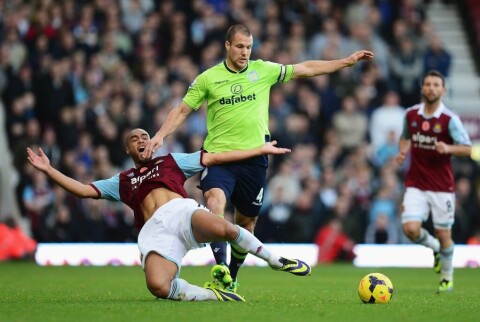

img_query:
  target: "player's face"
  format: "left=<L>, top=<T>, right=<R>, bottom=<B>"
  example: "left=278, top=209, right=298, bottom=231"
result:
left=126, top=129, right=151, bottom=164
left=421, top=75, right=445, bottom=105
left=225, top=33, right=253, bottom=71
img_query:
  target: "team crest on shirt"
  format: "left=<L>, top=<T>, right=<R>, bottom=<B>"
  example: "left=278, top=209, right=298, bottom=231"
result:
left=248, top=71, right=259, bottom=82
left=433, top=123, right=442, bottom=133
left=422, top=121, right=430, bottom=131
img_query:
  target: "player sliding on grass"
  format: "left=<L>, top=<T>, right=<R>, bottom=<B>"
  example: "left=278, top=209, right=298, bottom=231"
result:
left=27, top=128, right=311, bottom=301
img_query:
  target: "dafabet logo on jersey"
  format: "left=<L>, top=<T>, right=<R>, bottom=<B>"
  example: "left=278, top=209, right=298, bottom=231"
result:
left=219, top=83, right=257, bottom=105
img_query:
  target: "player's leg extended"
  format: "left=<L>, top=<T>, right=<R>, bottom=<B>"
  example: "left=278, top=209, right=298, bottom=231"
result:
left=204, top=187, right=229, bottom=266
left=229, top=209, right=257, bottom=285
left=200, top=166, right=236, bottom=266
left=435, top=228, right=454, bottom=291
left=191, top=210, right=311, bottom=279
left=228, top=159, right=267, bottom=286
left=431, top=191, right=455, bottom=292
left=141, top=199, right=243, bottom=301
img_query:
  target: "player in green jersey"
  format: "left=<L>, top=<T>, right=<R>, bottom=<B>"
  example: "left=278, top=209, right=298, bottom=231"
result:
left=143, top=24, right=373, bottom=290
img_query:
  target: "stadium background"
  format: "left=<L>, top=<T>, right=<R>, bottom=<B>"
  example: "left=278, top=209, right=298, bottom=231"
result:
left=0, top=0, right=479, bottom=263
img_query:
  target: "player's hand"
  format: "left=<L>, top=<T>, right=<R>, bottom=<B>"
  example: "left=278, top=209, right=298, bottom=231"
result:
left=347, top=50, right=374, bottom=66
left=395, top=151, right=407, bottom=166
left=435, top=141, right=450, bottom=154
left=142, top=134, right=164, bottom=159
left=261, top=140, right=291, bottom=155
left=26, top=147, right=51, bottom=172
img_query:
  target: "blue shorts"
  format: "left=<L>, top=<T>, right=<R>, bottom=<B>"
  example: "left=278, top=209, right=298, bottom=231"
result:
left=199, top=155, right=267, bottom=217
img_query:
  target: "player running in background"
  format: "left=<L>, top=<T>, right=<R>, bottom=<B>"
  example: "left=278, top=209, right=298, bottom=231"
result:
left=27, top=128, right=310, bottom=302
left=396, top=70, right=472, bottom=292
left=142, top=24, right=373, bottom=291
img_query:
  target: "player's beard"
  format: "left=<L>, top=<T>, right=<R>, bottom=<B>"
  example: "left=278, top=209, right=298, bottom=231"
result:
left=423, top=94, right=441, bottom=105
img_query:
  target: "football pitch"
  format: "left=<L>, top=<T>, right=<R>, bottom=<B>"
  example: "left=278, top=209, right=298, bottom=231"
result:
left=1, top=262, right=478, bottom=322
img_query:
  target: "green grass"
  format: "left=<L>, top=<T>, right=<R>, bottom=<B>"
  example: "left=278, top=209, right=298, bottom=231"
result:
left=0, top=261, right=478, bottom=322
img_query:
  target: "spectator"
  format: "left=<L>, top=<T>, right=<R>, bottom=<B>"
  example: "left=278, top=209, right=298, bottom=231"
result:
left=314, top=217, right=355, bottom=263
left=332, top=95, right=368, bottom=156
left=364, top=213, right=399, bottom=244
left=21, top=170, right=55, bottom=241
left=423, top=33, right=451, bottom=76
left=389, top=37, right=423, bottom=107
left=369, top=91, right=405, bottom=153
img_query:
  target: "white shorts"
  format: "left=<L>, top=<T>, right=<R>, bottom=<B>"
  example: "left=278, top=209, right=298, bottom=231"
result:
left=401, top=187, right=455, bottom=229
left=137, top=198, right=208, bottom=272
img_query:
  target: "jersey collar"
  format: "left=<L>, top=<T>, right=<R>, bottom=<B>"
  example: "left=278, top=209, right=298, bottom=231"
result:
left=223, top=61, right=249, bottom=74
left=418, top=102, right=445, bottom=118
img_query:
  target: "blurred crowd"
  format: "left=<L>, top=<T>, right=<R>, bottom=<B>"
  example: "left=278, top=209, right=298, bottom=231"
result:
left=0, top=0, right=479, bottom=262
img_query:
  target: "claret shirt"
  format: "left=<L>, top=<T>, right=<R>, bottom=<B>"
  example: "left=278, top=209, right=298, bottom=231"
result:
left=401, top=103, right=471, bottom=192
left=89, top=152, right=204, bottom=230
left=183, top=60, right=294, bottom=152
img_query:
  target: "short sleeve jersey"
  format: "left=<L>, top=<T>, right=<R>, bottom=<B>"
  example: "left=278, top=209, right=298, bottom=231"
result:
left=183, top=60, right=294, bottom=152
left=401, top=103, right=471, bottom=192
left=89, top=152, right=204, bottom=230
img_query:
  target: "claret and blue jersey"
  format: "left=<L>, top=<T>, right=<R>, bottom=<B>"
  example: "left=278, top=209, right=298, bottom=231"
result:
left=89, top=151, right=205, bottom=230
left=401, top=103, right=471, bottom=192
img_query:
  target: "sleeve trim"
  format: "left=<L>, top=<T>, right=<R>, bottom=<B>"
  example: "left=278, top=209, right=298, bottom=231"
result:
left=277, top=65, right=286, bottom=83
left=89, top=183, right=102, bottom=199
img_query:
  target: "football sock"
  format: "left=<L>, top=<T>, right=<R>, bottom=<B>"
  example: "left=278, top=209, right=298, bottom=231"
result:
left=210, top=241, right=228, bottom=265
left=168, top=278, right=216, bottom=301
left=229, top=243, right=248, bottom=281
left=440, top=243, right=454, bottom=281
left=415, top=228, right=440, bottom=252
left=231, top=225, right=282, bottom=268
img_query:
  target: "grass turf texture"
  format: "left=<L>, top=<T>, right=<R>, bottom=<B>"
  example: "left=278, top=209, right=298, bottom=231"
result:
left=1, top=262, right=478, bottom=322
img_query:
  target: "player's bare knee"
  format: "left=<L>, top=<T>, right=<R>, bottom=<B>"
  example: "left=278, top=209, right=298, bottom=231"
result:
left=435, top=229, right=451, bottom=245
left=205, top=197, right=224, bottom=214
left=402, top=224, right=419, bottom=240
left=224, top=222, right=240, bottom=241
left=238, top=218, right=255, bottom=232
left=204, top=189, right=226, bottom=214
left=146, top=279, right=170, bottom=299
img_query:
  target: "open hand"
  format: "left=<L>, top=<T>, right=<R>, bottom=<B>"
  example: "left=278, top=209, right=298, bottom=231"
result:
left=261, top=140, right=291, bottom=155
left=347, top=50, right=374, bottom=66
left=142, top=134, right=164, bottom=159
left=27, top=147, right=51, bottom=172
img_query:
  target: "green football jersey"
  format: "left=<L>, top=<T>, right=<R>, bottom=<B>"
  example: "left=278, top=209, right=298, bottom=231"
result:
left=183, top=60, right=294, bottom=152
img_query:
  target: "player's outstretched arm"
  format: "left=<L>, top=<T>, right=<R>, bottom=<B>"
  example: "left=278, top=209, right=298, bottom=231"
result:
left=202, top=140, right=291, bottom=166
left=292, top=50, right=374, bottom=79
left=27, top=147, right=98, bottom=198
left=143, top=101, right=193, bottom=159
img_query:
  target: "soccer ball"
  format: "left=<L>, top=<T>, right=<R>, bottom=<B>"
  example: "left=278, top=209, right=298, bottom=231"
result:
left=358, top=273, right=393, bottom=304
